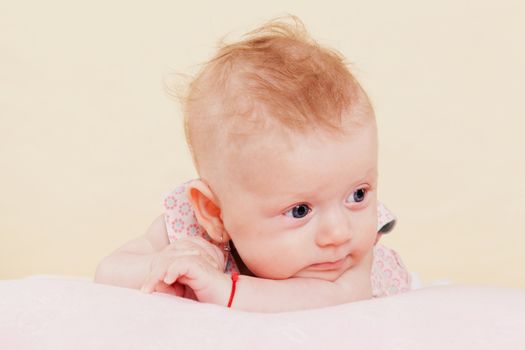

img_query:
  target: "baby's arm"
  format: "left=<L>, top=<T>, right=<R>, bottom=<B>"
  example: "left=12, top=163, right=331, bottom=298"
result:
left=230, top=251, right=373, bottom=312
left=94, top=214, right=222, bottom=293
left=139, top=243, right=373, bottom=312
left=94, top=215, right=167, bottom=289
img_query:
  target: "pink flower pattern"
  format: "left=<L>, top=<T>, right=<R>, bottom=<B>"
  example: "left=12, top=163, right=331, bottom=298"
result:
left=163, top=196, right=177, bottom=210
left=186, top=223, right=202, bottom=237
left=171, top=218, right=185, bottom=234
left=178, top=202, right=191, bottom=216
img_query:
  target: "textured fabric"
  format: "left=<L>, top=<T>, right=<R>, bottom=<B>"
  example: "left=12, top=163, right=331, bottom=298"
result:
left=163, top=180, right=410, bottom=297
left=2, top=277, right=525, bottom=349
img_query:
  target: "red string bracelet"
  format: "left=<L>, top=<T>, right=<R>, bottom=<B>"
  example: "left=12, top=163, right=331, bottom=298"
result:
left=227, top=272, right=239, bottom=308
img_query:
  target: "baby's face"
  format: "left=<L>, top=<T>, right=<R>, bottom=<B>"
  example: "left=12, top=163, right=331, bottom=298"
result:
left=216, top=120, right=378, bottom=281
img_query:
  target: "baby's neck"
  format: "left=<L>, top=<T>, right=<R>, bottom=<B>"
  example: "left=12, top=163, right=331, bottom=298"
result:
left=230, top=241, right=255, bottom=276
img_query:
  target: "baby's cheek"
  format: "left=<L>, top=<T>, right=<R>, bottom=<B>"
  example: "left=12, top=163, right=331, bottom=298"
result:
left=368, top=222, right=379, bottom=245
left=355, top=223, right=377, bottom=256
left=244, top=253, right=292, bottom=279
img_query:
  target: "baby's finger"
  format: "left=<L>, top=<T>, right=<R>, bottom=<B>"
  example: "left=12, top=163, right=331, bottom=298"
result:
left=154, top=281, right=186, bottom=297
left=141, top=250, right=200, bottom=293
left=141, top=269, right=165, bottom=294
left=168, top=243, right=219, bottom=270
left=163, top=256, right=200, bottom=285
left=168, top=239, right=201, bottom=252
left=141, top=278, right=156, bottom=294
left=141, top=260, right=169, bottom=293
left=199, top=252, right=219, bottom=270
left=182, top=242, right=220, bottom=269
left=165, top=247, right=203, bottom=260
left=182, top=236, right=225, bottom=267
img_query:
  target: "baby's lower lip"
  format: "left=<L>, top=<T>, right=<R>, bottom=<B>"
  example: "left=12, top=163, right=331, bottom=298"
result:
left=309, top=256, right=347, bottom=270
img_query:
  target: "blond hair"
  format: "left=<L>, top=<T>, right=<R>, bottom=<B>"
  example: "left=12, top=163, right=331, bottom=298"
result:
left=174, top=15, right=371, bottom=173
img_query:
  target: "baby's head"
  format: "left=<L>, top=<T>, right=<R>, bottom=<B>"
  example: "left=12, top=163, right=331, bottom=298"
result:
left=181, top=17, right=378, bottom=281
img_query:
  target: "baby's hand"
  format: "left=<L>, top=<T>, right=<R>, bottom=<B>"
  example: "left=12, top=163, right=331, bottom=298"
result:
left=140, top=237, right=231, bottom=305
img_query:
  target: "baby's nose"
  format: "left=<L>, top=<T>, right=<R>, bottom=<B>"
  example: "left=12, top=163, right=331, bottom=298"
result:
left=315, top=210, right=352, bottom=247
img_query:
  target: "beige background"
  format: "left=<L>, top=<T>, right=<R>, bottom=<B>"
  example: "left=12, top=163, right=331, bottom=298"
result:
left=1, top=1, right=524, bottom=289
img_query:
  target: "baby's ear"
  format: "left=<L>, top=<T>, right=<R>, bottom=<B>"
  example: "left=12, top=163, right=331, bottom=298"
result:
left=186, top=179, right=228, bottom=244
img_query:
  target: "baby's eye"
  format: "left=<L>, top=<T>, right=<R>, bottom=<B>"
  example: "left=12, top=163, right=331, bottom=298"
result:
left=347, top=188, right=367, bottom=203
left=284, top=204, right=311, bottom=219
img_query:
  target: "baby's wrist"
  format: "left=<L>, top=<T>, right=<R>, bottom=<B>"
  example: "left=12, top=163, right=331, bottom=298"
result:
left=335, top=265, right=372, bottom=300
left=207, top=271, right=234, bottom=307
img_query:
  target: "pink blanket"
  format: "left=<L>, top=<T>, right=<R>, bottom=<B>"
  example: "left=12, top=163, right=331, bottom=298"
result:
left=1, top=276, right=523, bottom=349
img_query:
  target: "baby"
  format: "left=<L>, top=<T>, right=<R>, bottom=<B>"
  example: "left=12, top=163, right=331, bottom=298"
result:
left=95, top=16, right=411, bottom=312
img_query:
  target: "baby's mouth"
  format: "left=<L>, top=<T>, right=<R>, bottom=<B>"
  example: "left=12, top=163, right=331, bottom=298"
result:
left=308, top=255, right=348, bottom=271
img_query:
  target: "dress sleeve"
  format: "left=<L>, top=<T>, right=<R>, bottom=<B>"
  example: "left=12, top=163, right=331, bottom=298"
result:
left=371, top=244, right=411, bottom=298
left=162, top=181, right=207, bottom=244
left=377, top=202, right=396, bottom=234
